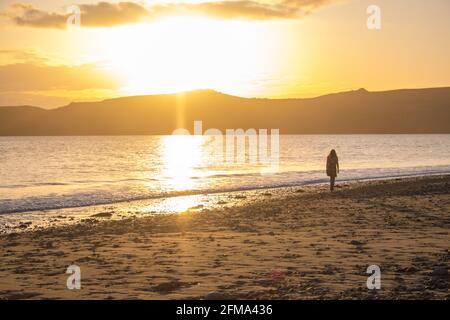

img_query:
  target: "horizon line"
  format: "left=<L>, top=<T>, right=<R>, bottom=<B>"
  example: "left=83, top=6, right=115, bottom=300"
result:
left=2, top=85, right=450, bottom=110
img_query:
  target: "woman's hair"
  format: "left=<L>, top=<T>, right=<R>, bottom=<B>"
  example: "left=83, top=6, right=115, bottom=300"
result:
left=329, top=149, right=337, bottom=158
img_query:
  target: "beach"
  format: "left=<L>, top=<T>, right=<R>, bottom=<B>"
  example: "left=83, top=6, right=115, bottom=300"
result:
left=0, top=175, right=449, bottom=300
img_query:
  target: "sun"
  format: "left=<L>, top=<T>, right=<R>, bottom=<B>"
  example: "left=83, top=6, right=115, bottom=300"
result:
left=91, top=16, right=274, bottom=97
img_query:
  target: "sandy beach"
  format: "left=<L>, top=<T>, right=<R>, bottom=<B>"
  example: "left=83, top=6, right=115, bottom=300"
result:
left=0, top=175, right=449, bottom=300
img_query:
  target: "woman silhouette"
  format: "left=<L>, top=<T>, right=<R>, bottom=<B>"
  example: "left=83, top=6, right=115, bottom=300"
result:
left=326, top=149, right=339, bottom=191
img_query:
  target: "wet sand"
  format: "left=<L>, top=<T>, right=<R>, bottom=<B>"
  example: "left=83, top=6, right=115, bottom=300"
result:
left=0, top=175, right=449, bottom=300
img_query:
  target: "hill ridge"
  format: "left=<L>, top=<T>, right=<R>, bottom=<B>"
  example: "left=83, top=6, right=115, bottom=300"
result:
left=1, top=86, right=449, bottom=135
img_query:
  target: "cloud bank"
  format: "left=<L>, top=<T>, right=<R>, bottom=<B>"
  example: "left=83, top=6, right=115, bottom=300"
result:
left=1, top=1, right=337, bottom=29
left=0, top=50, right=120, bottom=107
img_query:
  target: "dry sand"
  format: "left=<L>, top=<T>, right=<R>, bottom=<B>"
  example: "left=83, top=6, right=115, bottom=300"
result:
left=0, top=175, right=449, bottom=300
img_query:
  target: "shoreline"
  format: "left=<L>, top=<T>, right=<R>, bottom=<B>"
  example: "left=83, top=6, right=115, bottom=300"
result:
left=0, top=174, right=449, bottom=299
left=2, top=171, right=450, bottom=234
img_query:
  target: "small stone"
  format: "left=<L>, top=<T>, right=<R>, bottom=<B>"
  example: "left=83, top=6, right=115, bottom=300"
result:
left=204, top=291, right=228, bottom=300
left=431, top=266, right=448, bottom=278
left=91, top=212, right=113, bottom=218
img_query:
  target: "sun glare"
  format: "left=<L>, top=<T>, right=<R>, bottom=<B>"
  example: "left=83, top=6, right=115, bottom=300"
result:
left=161, top=135, right=203, bottom=191
left=93, top=17, right=273, bottom=96
left=142, top=194, right=204, bottom=213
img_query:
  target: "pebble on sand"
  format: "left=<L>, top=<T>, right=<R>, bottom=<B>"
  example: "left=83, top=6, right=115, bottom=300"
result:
left=204, top=291, right=229, bottom=300
left=431, top=266, right=448, bottom=278
left=91, top=212, right=113, bottom=218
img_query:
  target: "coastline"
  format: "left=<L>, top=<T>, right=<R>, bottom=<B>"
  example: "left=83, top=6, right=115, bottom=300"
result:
left=0, top=174, right=449, bottom=299
left=2, top=171, right=450, bottom=234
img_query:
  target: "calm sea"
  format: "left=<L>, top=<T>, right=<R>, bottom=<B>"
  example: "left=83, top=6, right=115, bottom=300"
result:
left=1, top=135, right=449, bottom=214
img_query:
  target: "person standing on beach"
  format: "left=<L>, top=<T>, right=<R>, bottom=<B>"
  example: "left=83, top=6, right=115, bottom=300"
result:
left=326, top=149, right=339, bottom=191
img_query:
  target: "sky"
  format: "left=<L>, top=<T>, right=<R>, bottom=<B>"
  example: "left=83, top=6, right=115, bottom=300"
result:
left=0, top=0, right=449, bottom=108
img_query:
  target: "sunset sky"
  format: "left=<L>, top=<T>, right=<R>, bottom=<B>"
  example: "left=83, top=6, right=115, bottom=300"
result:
left=0, top=0, right=449, bottom=108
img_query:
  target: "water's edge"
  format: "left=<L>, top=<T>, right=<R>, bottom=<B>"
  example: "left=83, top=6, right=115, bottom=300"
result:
left=2, top=169, right=450, bottom=216
left=1, top=172, right=449, bottom=235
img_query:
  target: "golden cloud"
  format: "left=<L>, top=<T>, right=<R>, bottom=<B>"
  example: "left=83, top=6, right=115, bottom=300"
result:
left=1, top=1, right=337, bottom=29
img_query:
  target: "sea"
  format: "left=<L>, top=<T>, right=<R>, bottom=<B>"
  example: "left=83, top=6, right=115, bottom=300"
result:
left=1, top=135, right=449, bottom=216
